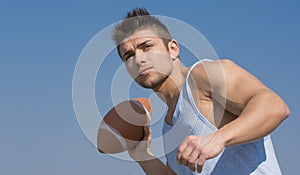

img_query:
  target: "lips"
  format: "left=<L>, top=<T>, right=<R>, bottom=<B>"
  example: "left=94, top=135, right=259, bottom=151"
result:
left=138, top=67, right=153, bottom=76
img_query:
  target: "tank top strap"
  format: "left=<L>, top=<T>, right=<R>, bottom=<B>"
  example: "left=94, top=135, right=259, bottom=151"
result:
left=185, top=59, right=218, bottom=131
left=186, top=59, right=213, bottom=81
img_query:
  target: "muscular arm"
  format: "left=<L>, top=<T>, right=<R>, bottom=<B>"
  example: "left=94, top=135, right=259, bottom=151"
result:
left=199, top=59, right=290, bottom=145
left=177, top=59, right=290, bottom=172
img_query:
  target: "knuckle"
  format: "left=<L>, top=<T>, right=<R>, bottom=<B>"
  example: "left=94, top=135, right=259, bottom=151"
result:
left=188, top=159, right=195, bottom=165
left=201, top=149, right=208, bottom=157
left=178, top=147, right=184, bottom=153
left=190, top=141, right=201, bottom=150
left=194, top=144, right=202, bottom=150
left=197, top=160, right=203, bottom=167
left=197, top=157, right=206, bottom=166
left=190, top=140, right=198, bottom=146
left=187, top=144, right=195, bottom=150
left=182, top=154, right=189, bottom=160
left=186, top=135, right=193, bottom=141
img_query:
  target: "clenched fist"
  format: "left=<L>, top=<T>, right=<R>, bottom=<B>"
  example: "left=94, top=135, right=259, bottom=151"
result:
left=176, top=133, right=225, bottom=173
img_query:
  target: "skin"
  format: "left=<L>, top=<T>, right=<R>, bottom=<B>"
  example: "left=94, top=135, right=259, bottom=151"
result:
left=118, top=29, right=290, bottom=174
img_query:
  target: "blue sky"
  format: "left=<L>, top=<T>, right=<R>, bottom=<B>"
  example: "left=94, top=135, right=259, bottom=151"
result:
left=1, top=1, right=299, bottom=174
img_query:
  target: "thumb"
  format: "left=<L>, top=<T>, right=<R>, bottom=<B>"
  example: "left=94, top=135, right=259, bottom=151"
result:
left=143, top=126, right=152, bottom=142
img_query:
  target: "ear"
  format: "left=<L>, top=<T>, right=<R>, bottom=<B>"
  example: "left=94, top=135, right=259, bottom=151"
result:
left=168, top=39, right=180, bottom=60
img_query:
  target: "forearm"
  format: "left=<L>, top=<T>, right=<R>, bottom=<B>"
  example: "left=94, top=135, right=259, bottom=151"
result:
left=128, top=126, right=173, bottom=175
left=133, top=153, right=169, bottom=175
left=217, top=90, right=289, bottom=146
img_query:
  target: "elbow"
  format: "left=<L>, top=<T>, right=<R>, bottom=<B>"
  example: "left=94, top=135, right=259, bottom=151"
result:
left=282, top=103, right=290, bottom=120
left=264, top=90, right=290, bottom=122
left=266, top=90, right=290, bottom=121
left=275, top=99, right=290, bottom=121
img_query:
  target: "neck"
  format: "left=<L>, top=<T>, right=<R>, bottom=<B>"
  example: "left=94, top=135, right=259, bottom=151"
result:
left=153, top=61, right=188, bottom=107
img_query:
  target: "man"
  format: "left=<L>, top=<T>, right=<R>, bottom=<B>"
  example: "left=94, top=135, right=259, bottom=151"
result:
left=112, top=8, right=290, bottom=174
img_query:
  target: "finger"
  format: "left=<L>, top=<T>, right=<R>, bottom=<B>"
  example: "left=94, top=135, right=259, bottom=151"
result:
left=143, top=126, right=152, bottom=141
left=177, top=136, right=193, bottom=164
left=180, top=144, right=195, bottom=166
left=177, top=144, right=188, bottom=164
left=188, top=149, right=200, bottom=172
left=197, top=154, right=206, bottom=173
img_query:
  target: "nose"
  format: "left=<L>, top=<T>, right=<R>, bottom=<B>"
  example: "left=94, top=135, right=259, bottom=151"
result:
left=134, top=50, right=146, bottom=64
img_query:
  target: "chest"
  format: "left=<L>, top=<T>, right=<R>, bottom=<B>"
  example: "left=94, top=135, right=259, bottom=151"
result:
left=165, top=93, right=237, bottom=129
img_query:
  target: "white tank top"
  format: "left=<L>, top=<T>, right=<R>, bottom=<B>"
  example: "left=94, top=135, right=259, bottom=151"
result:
left=162, top=59, right=282, bottom=175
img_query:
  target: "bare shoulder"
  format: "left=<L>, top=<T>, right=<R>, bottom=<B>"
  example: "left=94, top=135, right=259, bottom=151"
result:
left=188, top=59, right=235, bottom=92
left=190, top=59, right=234, bottom=78
left=189, top=58, right=270, bottom=101
left=191, top=59, right=240, bottom=76
left=190, top=58, right=265, bottom=87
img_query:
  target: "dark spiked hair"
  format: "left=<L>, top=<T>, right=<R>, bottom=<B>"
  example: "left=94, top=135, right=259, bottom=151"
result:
left=112, top=8, right=172, bottom=57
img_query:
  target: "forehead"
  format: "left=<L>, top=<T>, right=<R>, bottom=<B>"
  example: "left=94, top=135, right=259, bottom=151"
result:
left=119, top=29, right=163, bottom=50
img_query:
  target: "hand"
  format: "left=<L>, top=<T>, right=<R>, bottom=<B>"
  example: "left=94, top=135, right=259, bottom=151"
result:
left=176, top=133, right=225, bottom=173
left=128, top=126, right=153, bottom=161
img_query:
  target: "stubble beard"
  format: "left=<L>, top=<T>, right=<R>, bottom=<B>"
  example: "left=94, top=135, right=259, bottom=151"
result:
left=135, top=72, right=169, bottom=89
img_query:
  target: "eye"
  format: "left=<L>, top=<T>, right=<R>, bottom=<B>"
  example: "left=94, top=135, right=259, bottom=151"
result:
left=143, top=44, right=152, bottom=51
left=124, top=55, right=134, bottom=62
left=122, top=51, right=135, bottom=62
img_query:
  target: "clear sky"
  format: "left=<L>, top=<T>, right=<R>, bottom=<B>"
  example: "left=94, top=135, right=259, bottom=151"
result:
left=1, top=1, right=299, bottom=174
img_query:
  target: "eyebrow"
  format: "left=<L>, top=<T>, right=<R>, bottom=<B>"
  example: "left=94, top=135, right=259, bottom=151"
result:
left=137, top=39, right=152, bottom=49
left=122, top=39, right=152, bottom=59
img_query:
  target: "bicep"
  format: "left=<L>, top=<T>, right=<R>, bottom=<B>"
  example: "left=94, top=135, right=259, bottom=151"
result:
left=219, top=59, right=270, bottom=114
left=192, top=59, right=269, bottom=115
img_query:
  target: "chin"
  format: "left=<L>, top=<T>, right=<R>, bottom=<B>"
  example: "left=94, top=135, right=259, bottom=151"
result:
left=136, top=75, right=167, bottom=89
left=137, top=81, right=158, bottom=89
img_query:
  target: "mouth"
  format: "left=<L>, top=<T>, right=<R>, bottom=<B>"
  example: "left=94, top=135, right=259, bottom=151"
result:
left=138, top=67, right=153, bottom=76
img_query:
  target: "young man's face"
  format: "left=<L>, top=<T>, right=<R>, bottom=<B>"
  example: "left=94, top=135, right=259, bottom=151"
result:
left=119, top=29, right=174, bottom=89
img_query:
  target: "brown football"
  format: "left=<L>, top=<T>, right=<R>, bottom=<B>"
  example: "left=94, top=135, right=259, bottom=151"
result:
left=97, top=98, right=151, bottom=154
